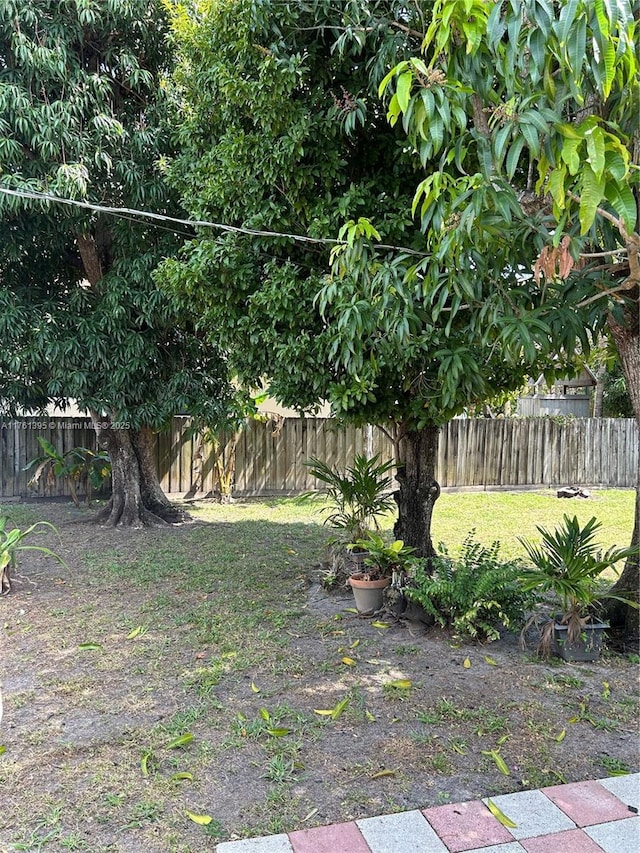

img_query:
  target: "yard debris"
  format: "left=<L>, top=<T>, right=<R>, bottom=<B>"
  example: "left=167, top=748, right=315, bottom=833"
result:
left=557, top=486, right=591, bottom=499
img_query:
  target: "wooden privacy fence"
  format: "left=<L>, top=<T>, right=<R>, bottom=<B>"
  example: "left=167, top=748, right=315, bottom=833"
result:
left=0, top=416, right=637, bottom=501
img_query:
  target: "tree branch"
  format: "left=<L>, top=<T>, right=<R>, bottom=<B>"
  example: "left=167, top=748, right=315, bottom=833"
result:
left=388, top=20, right=425, bottom=40
left=471, top=94, right=491, bottom=138
left=576, top=279, right=638, bottom=308
left=579, top=249, right=628, bottom=258
left=567, top=191, right=628, bottom=237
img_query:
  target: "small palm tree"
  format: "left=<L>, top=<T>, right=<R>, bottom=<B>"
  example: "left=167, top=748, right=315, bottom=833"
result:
left=519, top=514, right=638, bottom=652
left=305, top=454, right=395, bottom=541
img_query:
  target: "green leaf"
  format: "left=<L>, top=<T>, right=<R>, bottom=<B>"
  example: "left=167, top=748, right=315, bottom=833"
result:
left=549, top=165, right=568, bottom=210
left=396, top=71, right=412, bottom=114
left=505, top=136, right=526, bottom=179
left=486, top=798, right=518, bottom=828
left=585, top=125, right=606, bottom=180
left=331, top=697, right=350, bottom=720
left=561, top=135, right=583, bottom=175
left=141, top=751, right=152, bottom=777
left=520, top=121, right=540, bottom=157
left=558, top=0, right=581, bottom=53
left=567, top=16, right=587, bottom=80
left=579, top=166, right=606, bottom=234
left=604, top=182, right=637, bottom=232
left=171, top=772, right=194, bottom=782
left=378, top=61, right=408, bottom=97
left=387, top=679, right=412, bottom=689
left=78, top=642, right=102, bottom=651
left=185, top=809, right=213, bottom=825
left=482, top=749, right=510, bottom=775
left=165, top=732, right=194, bottom=749
left=493, top=123, right=513, bottom=166
left=266, top=727, right=290, bottom=737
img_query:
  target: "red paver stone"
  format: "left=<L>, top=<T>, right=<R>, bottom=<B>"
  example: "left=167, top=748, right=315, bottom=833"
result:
left=542, top=780, right=633, bottom=827
left=521, top=827, right=607, bottom=853
left=423, top=800, right=513, bottom=852
left=288, top=821, right=371, bottom=853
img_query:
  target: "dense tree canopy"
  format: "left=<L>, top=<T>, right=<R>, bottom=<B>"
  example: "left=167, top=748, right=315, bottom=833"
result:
left=380, top=0, right=639, bottom=633
left=161, top=0, right=599, bottom=556
left=0, top=0, right=233, bottom=525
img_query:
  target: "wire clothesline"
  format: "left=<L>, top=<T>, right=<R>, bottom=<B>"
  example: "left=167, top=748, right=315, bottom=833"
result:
left=0, top=185, right=429, bottom=256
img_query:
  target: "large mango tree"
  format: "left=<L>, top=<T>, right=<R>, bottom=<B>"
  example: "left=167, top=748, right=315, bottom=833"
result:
left=0, top=0, right=232, bottom=525
left=160, top=0, right=599, bottom=557
left=379, top=0, right=638, bottom=633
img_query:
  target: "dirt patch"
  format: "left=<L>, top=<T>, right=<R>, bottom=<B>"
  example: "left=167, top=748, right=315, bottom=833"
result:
left=1, top=501, right=638, bottom=852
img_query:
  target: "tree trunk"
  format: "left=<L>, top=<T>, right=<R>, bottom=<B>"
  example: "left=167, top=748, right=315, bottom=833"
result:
left=91, top=416, right=186, bottom=527
left=605, top=471, right=639, bottom=645
left=393, top=424, right=441, bottom=560
left=132, top=427, right=187, bottom=522
left=593, top=362, right=606, bottom=417
left=605, top=306, right=640, bottom=641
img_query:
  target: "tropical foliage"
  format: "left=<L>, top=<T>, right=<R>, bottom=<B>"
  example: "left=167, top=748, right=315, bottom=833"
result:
left=0, top=516, right=65, bottom=595
left=24, top=438, right=111, bottom=507
left=0, top=0, right=233, bottom=525
left=378, top=0, right=639, bottom=631
left=518, top=514, right=639, bottom=640
left=405, top=535, right=532, bottom=641
left=160, top=0, right=595, bottom=556
left=305, top=454, right=396, bottom=542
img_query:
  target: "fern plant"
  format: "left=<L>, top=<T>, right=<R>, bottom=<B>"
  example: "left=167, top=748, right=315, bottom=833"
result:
left=404, top=533, right=533, bottom=642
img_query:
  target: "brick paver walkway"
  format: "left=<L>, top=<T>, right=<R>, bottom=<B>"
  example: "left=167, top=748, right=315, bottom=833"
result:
left=216, top=774, right=639, bottom=853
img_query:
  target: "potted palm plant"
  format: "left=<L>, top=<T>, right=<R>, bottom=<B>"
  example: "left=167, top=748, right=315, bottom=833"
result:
left=305, top=453, right=395, bottom=573
left=347, top=533, right=415, bottom=615
left=518, top=514, right=638, bottom=661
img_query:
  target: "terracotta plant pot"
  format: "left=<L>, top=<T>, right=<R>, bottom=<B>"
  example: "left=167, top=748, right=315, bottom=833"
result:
left=349, top=573, right=391, bottom=616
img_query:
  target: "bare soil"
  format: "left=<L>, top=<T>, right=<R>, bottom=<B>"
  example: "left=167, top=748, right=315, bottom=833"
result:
left=1, top=501, right=638, bottom=853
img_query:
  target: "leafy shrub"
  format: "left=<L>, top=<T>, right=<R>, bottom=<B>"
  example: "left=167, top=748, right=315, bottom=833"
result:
left=349, top=533, right=415, bottom=579
left=25, top=437, right=111, bottom=506
left=404, top=533, right=534, bottom=641
left=518, top=514, right=638, bottom=653
left=1, top=516, right=66, bottom=595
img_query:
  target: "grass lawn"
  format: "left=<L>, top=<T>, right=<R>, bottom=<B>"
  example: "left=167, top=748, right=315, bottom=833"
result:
left=430, top=488, right=636, bottom=558
left=0, top=489, right=637, bottom=852
left=194, top=487, right=635, bottom=553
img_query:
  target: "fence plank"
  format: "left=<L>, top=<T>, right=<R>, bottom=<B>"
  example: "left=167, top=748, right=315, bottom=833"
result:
left=0, top=416, right=637, bottom=500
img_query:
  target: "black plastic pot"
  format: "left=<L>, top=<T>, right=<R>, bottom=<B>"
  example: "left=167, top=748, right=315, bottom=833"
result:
left=553, top=620, right=608, bottom=662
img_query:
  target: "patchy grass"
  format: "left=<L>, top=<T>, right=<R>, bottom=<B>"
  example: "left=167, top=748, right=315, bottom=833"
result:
left=0, top=492, right=638, bottom=852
